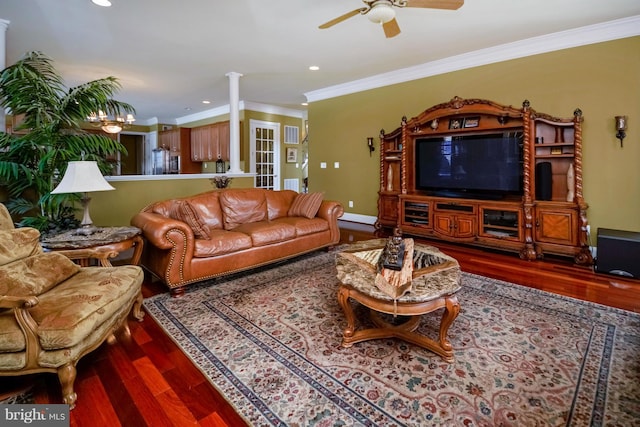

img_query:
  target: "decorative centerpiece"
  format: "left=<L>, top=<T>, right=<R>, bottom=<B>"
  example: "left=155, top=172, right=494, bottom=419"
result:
left=379, top=228, right=405, bottom=271
left=211, top=176, right=232, bottom=189
left=375, top=229, right=414, bottom=301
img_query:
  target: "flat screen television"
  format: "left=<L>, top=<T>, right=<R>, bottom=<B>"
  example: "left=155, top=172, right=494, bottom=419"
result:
left=415, top=131, right=523, bottom=200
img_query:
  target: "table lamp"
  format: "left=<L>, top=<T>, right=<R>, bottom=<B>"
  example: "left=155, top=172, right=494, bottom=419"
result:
left=51, top=161, right=115, bottom=235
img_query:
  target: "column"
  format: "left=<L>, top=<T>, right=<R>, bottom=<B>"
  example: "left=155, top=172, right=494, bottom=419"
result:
left=226, top=71, right=243, bottom=174
left=0, top=19, right=9, bottom=133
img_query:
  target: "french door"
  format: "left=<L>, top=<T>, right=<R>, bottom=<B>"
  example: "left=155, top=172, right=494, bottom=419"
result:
left=250, top=120, right=280, bottom=190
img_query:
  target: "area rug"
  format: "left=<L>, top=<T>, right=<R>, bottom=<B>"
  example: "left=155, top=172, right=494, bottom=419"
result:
left=143, top=250, right=640, bottom=426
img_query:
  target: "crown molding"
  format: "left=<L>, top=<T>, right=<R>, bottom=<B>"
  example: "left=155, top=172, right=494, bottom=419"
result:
left=175, top=104, right=230, bottom=125
left=242, top=101, right=306, bottom=119
left=305, top=15, right=640, bottom=103
left=172, top=101, right=305, bottom=125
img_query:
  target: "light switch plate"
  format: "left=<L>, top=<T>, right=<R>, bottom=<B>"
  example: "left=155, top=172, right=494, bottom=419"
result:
left=320, top=162, right=327, bottom=168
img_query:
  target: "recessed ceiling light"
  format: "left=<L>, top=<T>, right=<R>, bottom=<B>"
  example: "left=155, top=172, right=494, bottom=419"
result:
left=92, top=0, right=112, bottom=7
left=309, top=66, right=319, bottom=71
left=202, top=100, right=211, bottom=104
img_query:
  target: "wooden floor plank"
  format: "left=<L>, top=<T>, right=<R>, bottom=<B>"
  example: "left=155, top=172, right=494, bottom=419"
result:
left=133, top=357, right=171, bottom=396
left=155, top=388, right=200, bottom=426
left=72, top=375, right=121, bottom=427
left=198, top=411, right=232, bottom=427
left=93, top=353, right=148, bottom=426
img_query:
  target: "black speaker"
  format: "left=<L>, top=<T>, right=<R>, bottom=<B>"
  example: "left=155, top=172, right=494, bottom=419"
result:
left=595, top=228, right=640, bottom=278
left=536, top=162, right=552, bottom=201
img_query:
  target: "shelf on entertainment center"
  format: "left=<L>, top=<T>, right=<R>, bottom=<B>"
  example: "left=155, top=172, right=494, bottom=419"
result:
left=536, top=154, right=574, bottom=159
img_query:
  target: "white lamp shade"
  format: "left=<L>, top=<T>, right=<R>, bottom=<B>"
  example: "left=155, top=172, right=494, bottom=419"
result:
left=51, top=161, right=115, bottom=194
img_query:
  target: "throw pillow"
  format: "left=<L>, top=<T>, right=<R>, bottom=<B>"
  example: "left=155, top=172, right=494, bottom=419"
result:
left=0, top=252, right=80, bottom=297
left=288, top=192, right=324, bottom=219
left=0, top=228, right=42, bottom=267
left=168, top=200, right=211, bottom=240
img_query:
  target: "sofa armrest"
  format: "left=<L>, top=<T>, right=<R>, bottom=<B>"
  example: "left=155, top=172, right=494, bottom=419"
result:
left=1, top=295, right=41, bottom=366
left=131, top=212, right=195, bottom=249
left=0, top=295, right=39, bottom=310
left=131, top=211, right=197, bottom=285
left=316, top=200, right=344, bottom=244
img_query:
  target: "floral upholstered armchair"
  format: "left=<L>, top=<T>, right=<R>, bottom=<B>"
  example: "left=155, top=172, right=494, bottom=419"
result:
left=0, top=203, right=144, bottom=409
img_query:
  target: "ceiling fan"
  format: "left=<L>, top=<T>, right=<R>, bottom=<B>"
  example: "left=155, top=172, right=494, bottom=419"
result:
left=319, top=0, right=464, bottom=38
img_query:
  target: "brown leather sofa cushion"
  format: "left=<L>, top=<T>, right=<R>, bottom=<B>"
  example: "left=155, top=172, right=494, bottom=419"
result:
left=266, top=190, right=297, bottom=220
left=220, top=189, right=268, bottom=230
left=233, top=221, right=296, bottom=247
left=272, top=217, right=329, bottom=237
left=193, top=229, right=252, bottom=257
left=184, top=191, right=224, bottom=230
left=150, top=191, right=224, bottom=231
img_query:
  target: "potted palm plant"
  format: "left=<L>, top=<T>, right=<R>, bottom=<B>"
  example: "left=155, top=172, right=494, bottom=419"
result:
left=0, top=51, right=135, bottom=233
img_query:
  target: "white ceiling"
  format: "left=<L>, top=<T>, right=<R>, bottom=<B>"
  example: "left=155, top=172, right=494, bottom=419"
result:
left=1, top=0, right=639, bottom=124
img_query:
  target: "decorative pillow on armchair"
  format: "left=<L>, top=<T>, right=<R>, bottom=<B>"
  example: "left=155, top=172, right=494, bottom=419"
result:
left=288, top=192, right=324, bottom=219
left=0, top=228, right=43, bottom=267
left=168, top=200, right=211, bottom=240
left=0, top=252, right=80, bottom=297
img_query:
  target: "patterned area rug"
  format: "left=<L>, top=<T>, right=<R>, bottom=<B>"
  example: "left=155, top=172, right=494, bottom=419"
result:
left=144, top=249, right=640, bottom=426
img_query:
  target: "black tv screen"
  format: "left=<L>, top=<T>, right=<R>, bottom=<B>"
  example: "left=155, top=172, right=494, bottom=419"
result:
left=415, top=132, right=523, bottom=199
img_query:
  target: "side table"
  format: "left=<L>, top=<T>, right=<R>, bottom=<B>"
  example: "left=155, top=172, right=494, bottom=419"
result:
left=41, top=226, right=143, bottom=267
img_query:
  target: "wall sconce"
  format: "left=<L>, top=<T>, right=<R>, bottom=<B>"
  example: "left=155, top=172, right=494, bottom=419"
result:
left=367, top=137, right=375, bottom=156
left=615, top=115, right=627, bottom=147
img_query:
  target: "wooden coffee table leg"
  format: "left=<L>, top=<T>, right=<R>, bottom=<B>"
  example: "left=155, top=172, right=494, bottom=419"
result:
left=438, top=295, right=460, bottom=353
left=337, top=285, right=357, bottom=345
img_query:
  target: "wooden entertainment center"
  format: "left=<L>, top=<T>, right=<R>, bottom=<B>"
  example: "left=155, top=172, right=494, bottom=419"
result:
left=376, top=96, right=593, bottom=265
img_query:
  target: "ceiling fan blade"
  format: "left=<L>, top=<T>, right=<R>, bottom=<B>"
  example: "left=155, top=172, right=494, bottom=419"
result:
left=319, top=8, right=364, bottom=29
left=404, top=0, right=464, bottom=10
left=383, top=18, right=401, bottom=38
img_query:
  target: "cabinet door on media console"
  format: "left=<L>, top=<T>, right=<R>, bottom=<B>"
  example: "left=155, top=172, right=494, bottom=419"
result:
left=535, top=204, right=578, bottom=246
left=432, top=201, right=476, bottom=239
left=378, top=194, right=400, bottom=227
left=433, top=213, right=475, bottom=238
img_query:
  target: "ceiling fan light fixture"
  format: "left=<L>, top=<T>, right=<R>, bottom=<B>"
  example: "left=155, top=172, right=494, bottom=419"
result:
left=367, top=2, right=396, bottom=24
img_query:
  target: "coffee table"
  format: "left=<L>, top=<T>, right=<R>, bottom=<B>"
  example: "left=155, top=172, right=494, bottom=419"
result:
left=336, top=238, right=461, bottom=362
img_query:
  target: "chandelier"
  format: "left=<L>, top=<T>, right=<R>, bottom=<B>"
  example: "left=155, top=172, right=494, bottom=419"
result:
left=87, top=110, right=135, bottom=134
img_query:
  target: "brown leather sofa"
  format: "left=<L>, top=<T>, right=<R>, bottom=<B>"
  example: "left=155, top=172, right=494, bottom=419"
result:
left=131, top=188, right=344, bottom=296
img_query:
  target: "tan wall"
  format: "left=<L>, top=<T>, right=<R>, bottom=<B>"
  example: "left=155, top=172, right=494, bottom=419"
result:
left=90, top=176, right=255, bottom=226
left=309, top=37, right=640, bottom=238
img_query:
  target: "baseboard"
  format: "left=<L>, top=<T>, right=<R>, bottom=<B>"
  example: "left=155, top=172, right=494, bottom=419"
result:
left=340, top=212, right=377, bottom=225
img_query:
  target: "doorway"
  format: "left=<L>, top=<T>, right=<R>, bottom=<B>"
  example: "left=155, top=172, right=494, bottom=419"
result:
left=250, top=120, right=281, bottom=190
left=118, top=133, right=144, bottom=175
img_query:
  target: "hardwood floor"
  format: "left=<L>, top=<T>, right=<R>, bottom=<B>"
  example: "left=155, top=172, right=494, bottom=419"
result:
left=3, top=221, right=639, bottom=426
